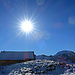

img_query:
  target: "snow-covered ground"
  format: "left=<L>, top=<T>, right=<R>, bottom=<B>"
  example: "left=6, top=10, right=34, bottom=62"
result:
left=0, top=60, right=75, bottom=75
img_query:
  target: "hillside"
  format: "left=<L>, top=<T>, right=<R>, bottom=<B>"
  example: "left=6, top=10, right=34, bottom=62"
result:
left=0, top=60, right=75, bottom=75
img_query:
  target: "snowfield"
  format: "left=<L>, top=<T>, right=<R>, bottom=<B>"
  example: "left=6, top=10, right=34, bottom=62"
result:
left=0, top=60, right=75, bottom=75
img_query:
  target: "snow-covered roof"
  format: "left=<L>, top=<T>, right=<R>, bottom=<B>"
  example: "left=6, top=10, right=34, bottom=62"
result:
left=0, top=51, right=34, bottom=60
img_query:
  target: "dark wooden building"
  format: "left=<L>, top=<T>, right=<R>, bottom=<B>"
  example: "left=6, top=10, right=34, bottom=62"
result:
left=0, top=51, right=36, bottom=66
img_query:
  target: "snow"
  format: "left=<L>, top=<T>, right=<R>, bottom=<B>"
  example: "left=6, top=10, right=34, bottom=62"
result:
left=0, top=60, right=75, bottom=75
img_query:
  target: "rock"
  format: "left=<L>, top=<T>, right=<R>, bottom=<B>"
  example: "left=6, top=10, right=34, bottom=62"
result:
left=23, top=67, right=26, bottom=70
left=41, top=70, right=45, bottom=73
left=25, top=73, right=32, bottom=75
left=34, top=66, right=38, bottom=69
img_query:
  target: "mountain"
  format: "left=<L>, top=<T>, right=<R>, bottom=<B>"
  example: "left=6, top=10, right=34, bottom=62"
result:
left=55, top=50, right=75, bottom=56
left=54, top=50, right=75, bottom=63
left=36, top=50, right=75, bottom=63
left=36, top=55, right=50, bottom=60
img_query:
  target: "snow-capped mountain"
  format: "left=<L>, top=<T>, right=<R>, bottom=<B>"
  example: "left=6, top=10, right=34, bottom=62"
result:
left=36, top=50, right=75, bottom=63
left=54, top=50, right=75, bottom=63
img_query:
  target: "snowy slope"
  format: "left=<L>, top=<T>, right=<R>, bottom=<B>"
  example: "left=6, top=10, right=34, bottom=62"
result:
left=0, top=60, right=75, bottom=75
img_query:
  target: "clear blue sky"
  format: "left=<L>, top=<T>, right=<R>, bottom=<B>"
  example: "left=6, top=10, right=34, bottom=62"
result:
left=0, top=0, right=75, bottom=55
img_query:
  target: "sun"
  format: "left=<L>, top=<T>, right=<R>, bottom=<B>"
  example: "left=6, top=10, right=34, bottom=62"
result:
left=17, top=18, right=37, bottom=37
left=21, top=20, right=33, bottom=33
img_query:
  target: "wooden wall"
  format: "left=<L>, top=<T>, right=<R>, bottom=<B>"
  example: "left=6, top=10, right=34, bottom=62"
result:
left=0, top=59, right=32, bottom=66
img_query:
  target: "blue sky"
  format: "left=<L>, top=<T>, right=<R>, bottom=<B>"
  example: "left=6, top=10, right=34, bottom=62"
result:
left=0, top=0, right=75, bottom=55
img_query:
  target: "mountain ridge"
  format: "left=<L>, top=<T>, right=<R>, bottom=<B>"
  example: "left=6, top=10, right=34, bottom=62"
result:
left=36, top=50, right=75, bottom=63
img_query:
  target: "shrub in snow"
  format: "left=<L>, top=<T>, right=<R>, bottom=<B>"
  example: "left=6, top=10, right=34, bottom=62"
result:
left=69, top=68, right=73, bottom=72
left=38, top=65, right=41, bottom=68
left=35, top=68, right=39, bottom=71
left=37, top=71, right=41, bottom=74
left=46, top=68, right=49, bottom=71
left=2, top=71, right=4, bottom=73
left=34, top=71, right=38, bottom=74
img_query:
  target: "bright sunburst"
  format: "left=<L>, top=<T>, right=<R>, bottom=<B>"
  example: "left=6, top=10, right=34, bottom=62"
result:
left=17, top=14, right=38, bottom=37
left=21, top=20, right=33, bottom=33
left=17, top=18, right=40, bottom=39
